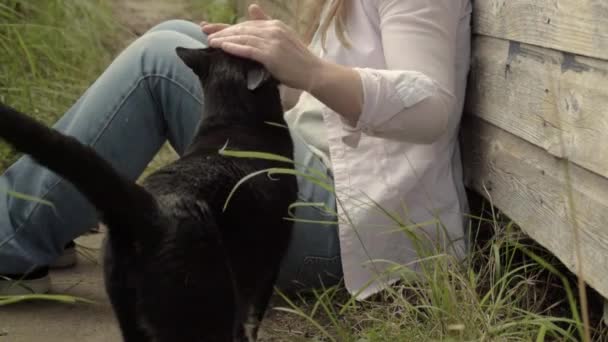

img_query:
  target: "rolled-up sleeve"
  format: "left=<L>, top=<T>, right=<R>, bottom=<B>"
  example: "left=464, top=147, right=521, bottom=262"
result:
left=343, top=0, right=462, bottom=144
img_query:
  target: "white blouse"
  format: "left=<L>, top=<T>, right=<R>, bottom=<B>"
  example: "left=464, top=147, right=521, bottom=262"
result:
left=285, top=0, right=472, bottom=299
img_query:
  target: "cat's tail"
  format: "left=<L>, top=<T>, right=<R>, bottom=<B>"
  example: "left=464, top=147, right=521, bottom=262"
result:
left=0, top=102, right=159, bottom=237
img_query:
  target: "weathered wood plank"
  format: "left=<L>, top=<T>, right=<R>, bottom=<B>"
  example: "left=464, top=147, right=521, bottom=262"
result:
left=461, top=117, right=608, bottom=298
left=466, top=36, right=608, bottom=179
left=473, top=0, right=608, bottom=60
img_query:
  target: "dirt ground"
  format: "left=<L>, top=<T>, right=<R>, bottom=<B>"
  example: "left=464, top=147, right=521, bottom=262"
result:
left=0, top=1, right=310, bottom=341
left=0, top=232, right=306, bottom=341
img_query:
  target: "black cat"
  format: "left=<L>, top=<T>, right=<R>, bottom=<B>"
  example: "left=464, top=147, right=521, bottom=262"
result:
left=0, top=47, right=297, bottom=342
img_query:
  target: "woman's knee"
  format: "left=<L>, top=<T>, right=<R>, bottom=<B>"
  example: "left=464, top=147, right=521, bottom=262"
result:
left=125, top=31, right=204, bottom=73
left=145, top=19, right=208, bottom=44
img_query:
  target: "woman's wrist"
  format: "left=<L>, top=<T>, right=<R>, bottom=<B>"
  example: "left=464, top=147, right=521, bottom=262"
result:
left=280, top=85, right=303, bottom=111
left=309, top=60, right=363, bottom=126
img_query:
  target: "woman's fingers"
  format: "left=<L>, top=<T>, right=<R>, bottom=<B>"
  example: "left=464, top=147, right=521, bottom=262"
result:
left=208, top=34, right=267, bottom=51
left=248, top=4, right=271, bottom=20
left=202, top=11, right=319, bottom=90
left=208, top=20, right=282, bottom=42
left=200, top=23, right=230, bottom=34
left=209, top=35, right=269, bottom=64
left=220, top=42, right=265, bottom=62
left=207, top=22, right=250, bottom=40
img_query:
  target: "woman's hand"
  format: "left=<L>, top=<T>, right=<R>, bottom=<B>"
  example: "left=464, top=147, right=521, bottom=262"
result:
left=201, top=4, right=363, bottom=122
left=202, top=5, right=325, bottom=92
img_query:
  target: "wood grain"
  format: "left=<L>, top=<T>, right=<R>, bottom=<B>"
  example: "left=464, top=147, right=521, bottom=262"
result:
left=473, top=0, right=608, bottom=60
left=466, top=36, right=608, bottom=179
left=462, top=117, right=608, bottom=298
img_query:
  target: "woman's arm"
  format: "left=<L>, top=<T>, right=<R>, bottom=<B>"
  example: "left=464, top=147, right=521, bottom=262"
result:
left=280, top=85, right=303, bottom=111
left=346, top=0, right=463, bottom=143
left=308, top=61, right=363, bottom=126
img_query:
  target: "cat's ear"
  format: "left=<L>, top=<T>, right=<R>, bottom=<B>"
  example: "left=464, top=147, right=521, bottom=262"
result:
left=176, top=47, right=210, bottom=78
left=247, top=68, right=272, bottom=90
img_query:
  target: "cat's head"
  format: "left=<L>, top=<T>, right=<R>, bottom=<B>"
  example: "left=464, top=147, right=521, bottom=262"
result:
left=176, top=47, right=282, bottom=120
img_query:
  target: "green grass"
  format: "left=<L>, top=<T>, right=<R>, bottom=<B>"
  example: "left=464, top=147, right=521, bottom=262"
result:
left=189, top=0, right=238, bottom=24
left=220, top=150, right=606, bottom=341
left=0, top=0, right=118, bottom=170
left=266, top=210, right=607, bottom=341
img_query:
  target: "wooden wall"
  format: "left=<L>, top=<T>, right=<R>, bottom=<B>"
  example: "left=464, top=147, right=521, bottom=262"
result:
left=463, top=0, right=608, bottom=299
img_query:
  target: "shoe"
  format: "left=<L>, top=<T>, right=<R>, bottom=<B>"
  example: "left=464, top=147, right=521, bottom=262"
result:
left=50, top=240, right=77, bottom=269
left=0, top=241, right=76, bottom=296
left=0, top=266, right=50, bottom=296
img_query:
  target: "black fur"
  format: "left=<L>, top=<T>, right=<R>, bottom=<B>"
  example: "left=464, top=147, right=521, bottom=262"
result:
left=0, top=47, right=297, bottom=341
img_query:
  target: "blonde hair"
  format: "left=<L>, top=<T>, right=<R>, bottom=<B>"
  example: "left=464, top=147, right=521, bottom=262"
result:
left=300, top=0, right=350, bottom=49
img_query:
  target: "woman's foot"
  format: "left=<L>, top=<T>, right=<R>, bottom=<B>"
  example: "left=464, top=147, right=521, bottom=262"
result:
left=50, top=241, right=77, bottom=269
left=0, top=241, right=77, bottom=295
left=0, top=266, right=50, bottom=296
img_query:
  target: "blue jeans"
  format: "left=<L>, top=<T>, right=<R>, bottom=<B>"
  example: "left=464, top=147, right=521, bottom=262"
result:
left=0, top=20, right=341, bottom=291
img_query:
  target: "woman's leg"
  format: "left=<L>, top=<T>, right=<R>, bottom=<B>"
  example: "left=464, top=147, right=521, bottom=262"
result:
left=276, top=134, right=343, bottom=292
left=0, top=21, right=208, bottom=274
left=147, top=19, right=208, bottom=42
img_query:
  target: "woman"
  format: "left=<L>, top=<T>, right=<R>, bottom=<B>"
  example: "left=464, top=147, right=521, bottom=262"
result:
left=0, top=0, right=472, bottom=299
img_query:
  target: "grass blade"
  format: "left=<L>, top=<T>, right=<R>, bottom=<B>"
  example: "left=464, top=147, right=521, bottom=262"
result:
left=0, top=294, right=95, bottom=306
